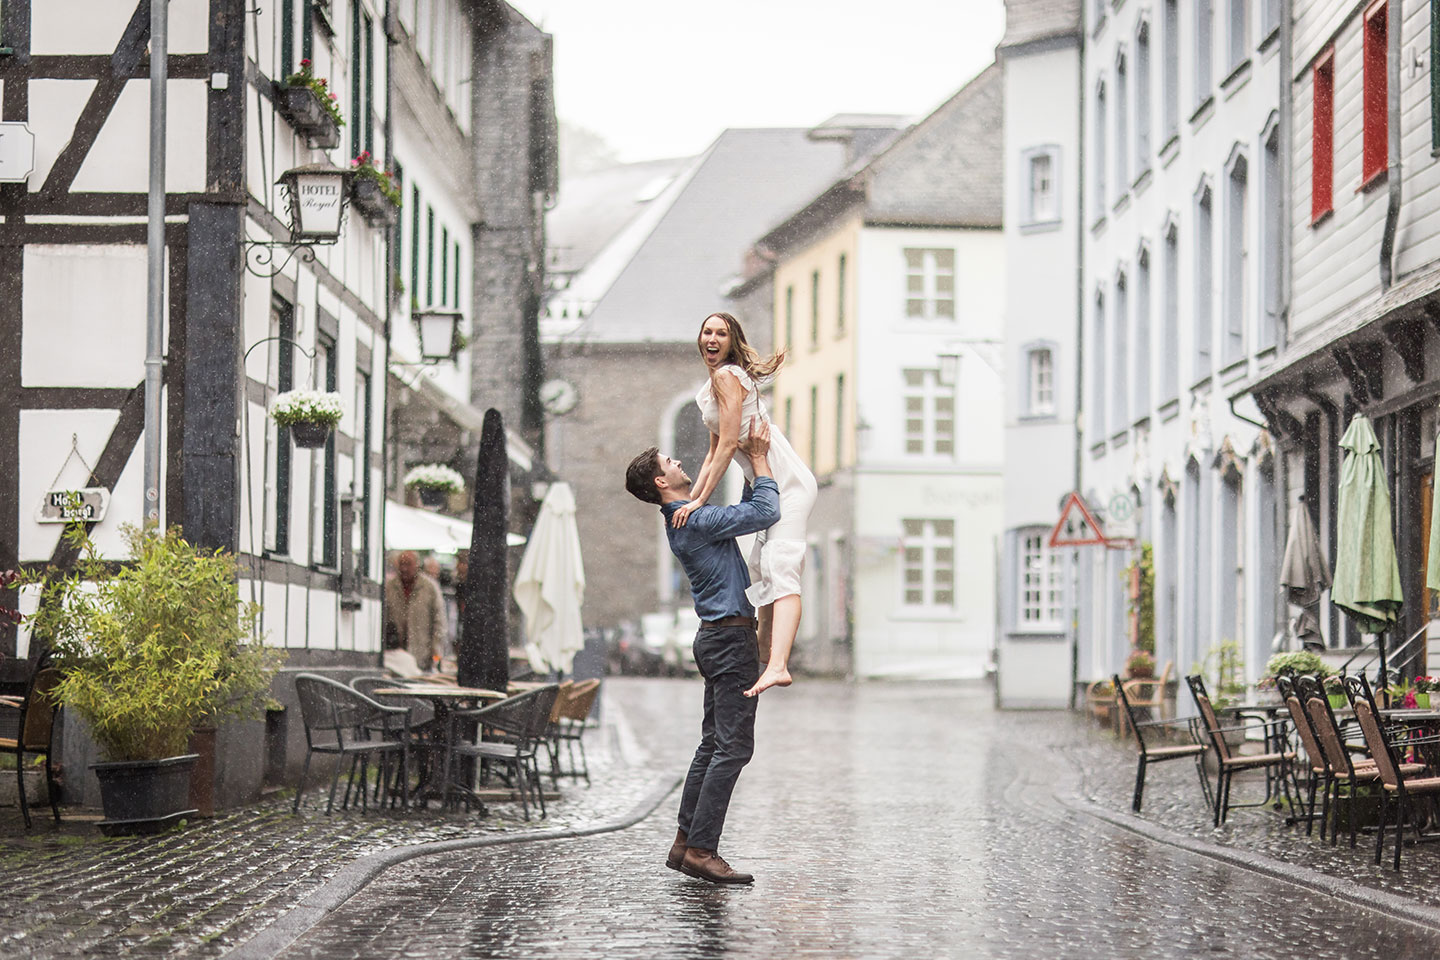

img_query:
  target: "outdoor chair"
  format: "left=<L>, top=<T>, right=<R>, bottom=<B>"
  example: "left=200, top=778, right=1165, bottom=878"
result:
left=547, top=678, right=601, bottom=785
left=351, top=674, right=437, bottom=801
left=1086, top=678, right=1119, bottom=731
left=0, top=653, right=62, bottom=828
left=1118, top=661, right=1174, bottom=736
left=1276, top=675, right=1329, bottom=837
left=292, top=674, right=412, bottom=815
left=1113, top=674, right=1209, bottom=812
left=443, top=685, right=560, bottom=820
left=1345, top=674, right=1440, bottom=870
left=1186, top=674, right=1296, bottom=827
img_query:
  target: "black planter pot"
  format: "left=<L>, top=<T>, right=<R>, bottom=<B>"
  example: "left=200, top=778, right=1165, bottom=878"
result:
left=277, top=85, right=341, bottom=150
left=91, top=754, right=199, bottom=837
left=351, top=177, right=399, bottom=227
left=289, top=420, right=333, bottom=448
left=416, top=485, right=450, bottom=508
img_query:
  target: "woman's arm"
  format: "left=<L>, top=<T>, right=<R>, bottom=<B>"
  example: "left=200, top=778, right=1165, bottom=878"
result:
left=671, top=373, right=743, bottom=527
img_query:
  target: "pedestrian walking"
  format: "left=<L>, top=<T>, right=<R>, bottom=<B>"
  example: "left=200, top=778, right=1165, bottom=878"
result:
left=384, top=550, right=447, bottom=671
left=625, top=417, right=779, bottom=885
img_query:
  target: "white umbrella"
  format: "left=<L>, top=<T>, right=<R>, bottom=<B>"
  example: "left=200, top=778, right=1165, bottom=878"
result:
left=513, top=482, right=586, bottom=674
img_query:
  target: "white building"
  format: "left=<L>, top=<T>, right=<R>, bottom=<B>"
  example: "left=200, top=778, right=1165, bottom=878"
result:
left=1079, top=0, right=1286, bottom=693
left=997, top=0, right=1084, bottom=708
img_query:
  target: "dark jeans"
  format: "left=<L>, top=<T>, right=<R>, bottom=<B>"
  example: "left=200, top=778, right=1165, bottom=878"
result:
left=677, top=623, right=760, bottom=851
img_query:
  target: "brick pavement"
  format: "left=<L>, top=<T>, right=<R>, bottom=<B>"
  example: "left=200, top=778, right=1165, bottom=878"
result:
left=278, top=680, right=1440, bottom=960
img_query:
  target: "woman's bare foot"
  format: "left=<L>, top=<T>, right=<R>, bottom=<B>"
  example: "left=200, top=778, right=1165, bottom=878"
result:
left=744, top=665, right=792, bottom=698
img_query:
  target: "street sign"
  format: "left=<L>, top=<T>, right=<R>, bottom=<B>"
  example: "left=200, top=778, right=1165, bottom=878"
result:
left=36, top=488, right=110, bottom=524
left=0, top=123, right=36, bottom=183
left=1047, top=491, right=1109, bottom=548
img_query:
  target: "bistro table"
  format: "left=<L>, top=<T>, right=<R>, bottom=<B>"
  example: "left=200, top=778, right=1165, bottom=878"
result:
left=1214, top=700, right=1297, bottom=813
left=371, top=684, right=508, bottom=809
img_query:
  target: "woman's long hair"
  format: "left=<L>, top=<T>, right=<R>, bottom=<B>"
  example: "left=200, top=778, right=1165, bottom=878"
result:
left=698, top=312, right=786, bottom=384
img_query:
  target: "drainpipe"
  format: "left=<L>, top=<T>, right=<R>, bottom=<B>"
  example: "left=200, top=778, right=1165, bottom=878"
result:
left=1071, top=31, right=1087, bottom=711
left=143, top=0, right=169, bottom=524
left=1380, top=0, right=1402, bottom=290
left=1279, top=0, right=1294, bottom=344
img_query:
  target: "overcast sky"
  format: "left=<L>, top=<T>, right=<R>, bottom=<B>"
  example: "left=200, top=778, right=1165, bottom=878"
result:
left=506, top=0, right=1007, bottom=164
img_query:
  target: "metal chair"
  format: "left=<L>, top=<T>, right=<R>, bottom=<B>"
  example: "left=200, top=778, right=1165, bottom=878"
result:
left=292, top=674, right=411, bottom=814
left=1345, top=674, right=1440, bottom=870
left=547, top=678, right=600, bottom=785
left=443, top=685, right=561, bottom=820
left=0, top=653, right=63, bottom=828
left=1186, top=674, right=1295, bottom=826
left=1113, top=673, right=1209, bottom=813
left=1275, top=675, right=1330, bottom=836
left=1118, top=661, right=1173, bottom=736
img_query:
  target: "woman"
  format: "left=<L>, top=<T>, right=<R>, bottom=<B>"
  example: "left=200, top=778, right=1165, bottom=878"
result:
left=671, top=312, right=818, bottom=697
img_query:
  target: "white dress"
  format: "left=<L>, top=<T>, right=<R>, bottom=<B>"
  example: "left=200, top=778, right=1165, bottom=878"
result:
left=695, top=364, right=818, bottom=607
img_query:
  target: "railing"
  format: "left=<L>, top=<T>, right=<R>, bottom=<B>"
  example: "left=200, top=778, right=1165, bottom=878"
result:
left=1338, top=621, right=1430, bottom=687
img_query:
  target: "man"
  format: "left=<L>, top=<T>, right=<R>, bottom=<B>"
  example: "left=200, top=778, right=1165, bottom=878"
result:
left=383, top=550, right=447, bottom=671
left=624, top=419, right=779, bottom=885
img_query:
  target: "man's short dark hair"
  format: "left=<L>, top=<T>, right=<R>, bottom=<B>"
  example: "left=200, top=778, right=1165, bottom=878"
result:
left=625, top=447, right=663, bottom=505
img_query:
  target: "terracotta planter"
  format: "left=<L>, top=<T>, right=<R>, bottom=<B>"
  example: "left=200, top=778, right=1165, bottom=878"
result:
left=92, top=754, right=198, bottom=836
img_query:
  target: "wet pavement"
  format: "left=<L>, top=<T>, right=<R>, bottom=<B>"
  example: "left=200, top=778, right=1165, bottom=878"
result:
left=276, top=680, right=1440, bottom=960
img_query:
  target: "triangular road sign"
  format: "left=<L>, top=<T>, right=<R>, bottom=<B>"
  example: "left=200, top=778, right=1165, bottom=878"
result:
left=1048, top=491, right=1108, bottom=548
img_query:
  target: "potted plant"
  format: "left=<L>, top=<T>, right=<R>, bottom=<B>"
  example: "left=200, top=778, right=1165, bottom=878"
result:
left=1323, top=674, right=1347, bottom=709
left=271, top=389, right=344, bottom=448
left=349, top=151, right=402, bottom=227
left=405, top=463, right=465, bottom=508
left=1124, top=648, right=1155, bottom=679
left=1260, top=650, right=1330, bottom=691
left=22, top=525, right=282, bottom=835
left=1414, top=676, right=1435, bottom=709
left=278, top=59, right=344, bottom=149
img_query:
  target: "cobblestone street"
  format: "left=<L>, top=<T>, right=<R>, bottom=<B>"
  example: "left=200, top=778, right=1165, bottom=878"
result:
left=276, top=679, right=1440, bottom=959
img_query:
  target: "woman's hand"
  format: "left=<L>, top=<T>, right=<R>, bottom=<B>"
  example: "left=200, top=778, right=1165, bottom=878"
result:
left=671, top=500, right=703, bottom=528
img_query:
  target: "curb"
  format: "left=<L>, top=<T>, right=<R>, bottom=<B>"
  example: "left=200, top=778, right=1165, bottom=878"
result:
left=1062, top=792, right=1440, bottom=934
left=221, top=771, right=682, bottom=960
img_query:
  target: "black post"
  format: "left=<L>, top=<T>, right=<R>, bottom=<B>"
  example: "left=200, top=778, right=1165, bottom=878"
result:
left=459, top=409, right=509, bottom=691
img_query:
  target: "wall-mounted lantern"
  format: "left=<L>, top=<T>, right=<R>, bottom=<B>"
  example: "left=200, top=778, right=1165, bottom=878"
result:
left=244, top=164, right=354, bottom=277
left=414, top=309, right=464, bottom=362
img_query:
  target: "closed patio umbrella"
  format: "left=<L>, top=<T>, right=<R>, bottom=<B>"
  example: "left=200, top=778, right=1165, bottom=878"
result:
left=1279, top=498, right=1329, bottom=649
left=1426, top=426, right=1440, bottom=595
left=513, top=482, right=586, bottom=675
left=1331, top=414, right=1403, bottom=684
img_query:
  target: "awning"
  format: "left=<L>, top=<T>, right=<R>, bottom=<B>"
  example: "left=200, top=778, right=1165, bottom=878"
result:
left=384, top=501, right=525, bottom=554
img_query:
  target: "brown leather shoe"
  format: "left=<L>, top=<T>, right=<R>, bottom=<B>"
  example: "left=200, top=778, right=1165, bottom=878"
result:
left=666, top=828, right=688, bottom=870
left=680, top=847, right=754, bottom=884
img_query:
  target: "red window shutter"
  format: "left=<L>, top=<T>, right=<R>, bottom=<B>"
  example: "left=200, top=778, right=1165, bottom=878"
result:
left=1362, top=1, right=1388, bottom=185
left=1313, top=50, right=1335, bottom=223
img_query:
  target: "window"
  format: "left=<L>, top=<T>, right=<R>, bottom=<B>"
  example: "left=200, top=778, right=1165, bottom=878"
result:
left=453, top=241, right=461, bottom=309
left=281, top=0, right=296, bottom=78
left=1262, top=0, right=1280, bottom=38
left=837, top=254, right=847, bottom=336
left=264, top=296, right=295, bottom=555
left=1163, top=0, right=1179, bottom=141
left=1227, top=0, right=1248, bottom=73
left=353, top=368, right=372, bottom=579
left=1019, top=532, right=1065, bottom=626
left=1219, top=471, right=1242, bottom=646
left=1136, top=22, right=1152, bottom=173
left=1162, top=221, right=1179, bottom=399
left=835, top=373, right=845, bottom=469
left=1224, top=155, right=1248, bottom=364
left=1195, top=0, right=1213, bottom=106
left=1116, top=54, right=1129, bottom=190
left=903, top=368, right=956, bottom=456
left=1092, top=290, right=1107, bottom=441
left=1095, top=80, right=1108, bottom=211
left=1312, top=49, right=1334, bottom=222
left=1027, top=348, right=1055, bottom=417
left=810, top=269, right=820, bottom=348
left=808, top=384, right=818, bottom=468
left=1195, top=184, right=1214, bottom=379
left=784, top=285, right=794, bottom=350
left=300, top=0, right=315, bottom=65
left=902, top=518, right=955, bottom=607
left=410, top=185, right=422, bottom=299
left=1113, top=271, right=1129, bottom=432
left=425, top=206, right=435, bottom=304
left=904, top=248, right=955, bottom=320
left=1027, top=149, right=1059, bottom=223
left=1260, top=124, right=1281, bottom=350
left=314, top=335, right=338, bottom=569
left=1362, top=1, right=1388, bottom=187
left=350, top=7, right=376, bottom=158
left=1135, top=247, right=1151, bottom=417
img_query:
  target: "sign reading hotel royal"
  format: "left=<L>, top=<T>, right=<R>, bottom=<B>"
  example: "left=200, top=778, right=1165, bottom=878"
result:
left=37, top=488, right=111, bottom=524
left=295, top=173, right=345, bottom=236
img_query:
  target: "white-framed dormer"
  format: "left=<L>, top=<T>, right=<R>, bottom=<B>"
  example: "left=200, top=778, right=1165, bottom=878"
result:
left=1019, top=144, right=1063, bottom=233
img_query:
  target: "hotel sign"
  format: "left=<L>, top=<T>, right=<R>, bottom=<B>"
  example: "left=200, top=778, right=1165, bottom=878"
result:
left=37, top=488, right=110, bottom=524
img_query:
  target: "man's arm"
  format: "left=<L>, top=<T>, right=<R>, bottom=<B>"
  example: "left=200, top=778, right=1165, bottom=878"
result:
left=688, top=417, right=779, bottom=541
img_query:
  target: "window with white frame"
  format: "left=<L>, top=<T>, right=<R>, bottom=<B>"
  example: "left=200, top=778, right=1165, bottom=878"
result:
left=1019, top=531, right=1065, bottom=626
left=1025, top=148, right=1060, bottom=224
left=1195, top=0, right=1213, bottom=106
left=904, top=248, right=955, bottom=320
left=1223, top=153, right=1248, bottom=365
left=1227, top=0, right=1248, bottom=73
left=1194, top=182, right=1214, bottom=380
left=902, top=518, right=955, bottom=608
left=1027, top=348, right=1055, bottom=417
left=1095, top=79, right=1108, bottom=211
left=1116, top=52, right=1129, bottom=190
left=903, top=368, right=956, bottom=456
left=1163, top=0, right=1179, bottom=140
left=1113, top=270, right=1129, bottom=432
left=1136, top=21, right=1152, bottom=174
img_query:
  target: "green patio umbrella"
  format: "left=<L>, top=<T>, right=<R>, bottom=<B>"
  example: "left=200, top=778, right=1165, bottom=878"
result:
left=1331, top=414, right=1403, bottom=683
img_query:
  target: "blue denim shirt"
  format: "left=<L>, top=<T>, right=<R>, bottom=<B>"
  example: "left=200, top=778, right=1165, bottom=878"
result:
left=660, top=477, right=780, bottom=621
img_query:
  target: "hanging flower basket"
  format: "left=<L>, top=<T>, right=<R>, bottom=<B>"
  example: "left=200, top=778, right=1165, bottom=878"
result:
left=278, top=60, right=344, bottom=150
left=271, top=389, right=344, bottom=449
left=405, top=464, right=465, bottom=507
left=350, top=152, right=402, bottom=227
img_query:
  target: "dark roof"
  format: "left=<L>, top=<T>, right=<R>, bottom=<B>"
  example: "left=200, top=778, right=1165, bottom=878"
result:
left=1000, top=0, right=1081, bottom=49
left=559, top=128, right=848, bottom=344
left=546, top=157, right=693, bottom=278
